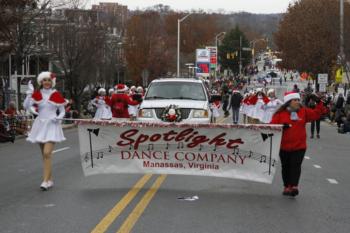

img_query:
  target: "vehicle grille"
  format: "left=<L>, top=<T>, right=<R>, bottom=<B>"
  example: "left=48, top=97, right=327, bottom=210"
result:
left=154, top=108, right=191, bottom=120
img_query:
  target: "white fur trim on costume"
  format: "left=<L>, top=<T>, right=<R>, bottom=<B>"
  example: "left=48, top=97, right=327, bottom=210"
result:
left=37, top=71, right=56, bottom=87
left=267, top=89, right=275, bottom=95
left=284, top=93, right=300, bottom=103
left=98, top=88, right=106, bottom=94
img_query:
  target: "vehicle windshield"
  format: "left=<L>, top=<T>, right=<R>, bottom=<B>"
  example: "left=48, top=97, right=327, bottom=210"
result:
left=145, top=82, right=207, bottom=101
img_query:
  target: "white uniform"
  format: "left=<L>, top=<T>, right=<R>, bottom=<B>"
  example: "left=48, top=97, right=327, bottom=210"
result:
left=93, top=97, right=112, bottom=120
left=23, top=89, right=66, bottom=143
left=253, top=97, right=265, bottom=121
left=261, top=98, right=283, bottom=123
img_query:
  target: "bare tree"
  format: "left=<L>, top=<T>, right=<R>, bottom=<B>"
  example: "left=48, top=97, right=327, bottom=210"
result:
left=50, top=9, right=106, bottom=112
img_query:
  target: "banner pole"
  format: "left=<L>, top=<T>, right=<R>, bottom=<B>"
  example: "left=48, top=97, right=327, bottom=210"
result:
left=88, top=131, right=94, bottom=168
left=268, top=134, right=274, bottom=175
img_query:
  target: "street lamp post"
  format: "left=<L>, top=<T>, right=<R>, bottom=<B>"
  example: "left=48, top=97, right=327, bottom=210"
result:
left=177, top=13, right=192, bottom=78
left=250, top=38, right=268, bottom=66
left=215, top=32, right=226, bottom=79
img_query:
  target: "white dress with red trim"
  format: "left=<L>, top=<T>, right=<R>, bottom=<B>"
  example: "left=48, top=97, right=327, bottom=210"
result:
left=261, top=98, right=283, bottom=123
left=93, top=96, right=112, bottom=120
left=211, top=101, right=221, bottom=118
left=23, top=88, right=66, bottom=143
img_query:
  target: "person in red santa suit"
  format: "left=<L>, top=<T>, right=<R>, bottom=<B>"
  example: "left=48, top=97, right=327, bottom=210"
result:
left=110, top=84, right=140, bottom=119
left=23, top=72, right=66, bottom=191
left=271, top=91, right=326, bottom=197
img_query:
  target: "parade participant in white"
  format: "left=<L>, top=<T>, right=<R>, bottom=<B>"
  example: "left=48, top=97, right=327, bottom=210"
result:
left=250, top=88, right=270, bottom=123
left=210, top=90, right=221, bottom=122
left=261, top=89, right=283, bottom=123
left=93, top=88, right=112, bottom=120
left=23, top=72, right=66, bottom=191
left=128, top=86, right=137, bottom=119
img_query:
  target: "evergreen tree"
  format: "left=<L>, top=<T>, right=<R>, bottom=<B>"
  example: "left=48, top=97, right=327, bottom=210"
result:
left=218, top=26, right=251, bottom=75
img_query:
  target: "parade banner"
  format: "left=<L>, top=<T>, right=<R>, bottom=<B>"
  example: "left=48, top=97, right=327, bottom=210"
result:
left=77, top=121, right=283, bottom=184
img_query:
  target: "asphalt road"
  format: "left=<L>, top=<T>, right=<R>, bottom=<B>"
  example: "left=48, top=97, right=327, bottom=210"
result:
left=1, top=113, right=350, bottom=233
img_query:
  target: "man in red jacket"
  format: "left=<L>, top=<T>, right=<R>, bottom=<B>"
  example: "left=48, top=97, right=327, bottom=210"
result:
left=110, top=84, right=140, bottom=119
left=271, top=91, right=326, bottom=197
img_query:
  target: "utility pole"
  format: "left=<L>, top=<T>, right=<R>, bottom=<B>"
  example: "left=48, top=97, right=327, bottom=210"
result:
left=239, top=36, right=242, bottom=76
left=177, top=13, right=192, bottom=78
left=340, top=0, right=350, bottom=93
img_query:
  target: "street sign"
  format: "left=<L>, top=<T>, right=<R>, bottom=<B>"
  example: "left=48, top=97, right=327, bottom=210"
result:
left=205, top=46, right=217, bottom=69
left=317, top=74, right=328, bottom=84
left=242, top=47, right=252, bottom=51
left=319, top=83, right=327, bottom=92
left=195, top=62, right=210, bottom=77
left=196, top=49, right=210, bottom=63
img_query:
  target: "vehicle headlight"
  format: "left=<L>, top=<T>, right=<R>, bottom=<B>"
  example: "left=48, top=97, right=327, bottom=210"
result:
left=192, top=109, right=209, bottom=118
left=138, top=109, right=154, bottom=118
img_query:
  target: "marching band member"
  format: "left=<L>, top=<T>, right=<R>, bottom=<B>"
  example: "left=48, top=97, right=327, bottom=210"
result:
left=261, top=89, right=283, bottom=124
left=23, top=72, right=66, bottom=191
left=93, top=88, right=112, bottom=120
left=271, top=92, right=326, bottom=197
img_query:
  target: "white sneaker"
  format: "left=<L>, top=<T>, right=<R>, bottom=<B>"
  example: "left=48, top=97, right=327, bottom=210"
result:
left=40, top=181, right=48, bottom=191
left=47, top=180, right=54, bottom=189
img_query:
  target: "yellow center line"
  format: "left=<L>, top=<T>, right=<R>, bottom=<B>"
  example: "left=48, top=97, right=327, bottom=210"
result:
left=91, top=174, right=153, bottom=233
left=116, top=175, right=167, bottom=233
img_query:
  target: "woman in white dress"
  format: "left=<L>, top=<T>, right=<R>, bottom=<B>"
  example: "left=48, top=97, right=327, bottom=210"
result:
left=93, top=88, right=112, bottom=120
left=261, top=89, right=283, bottom=123
left=23, top=72, right=66, bottom=191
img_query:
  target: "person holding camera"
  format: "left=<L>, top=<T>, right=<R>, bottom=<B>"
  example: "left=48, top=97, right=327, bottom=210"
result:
left=271, top=92, right=326, bottom=197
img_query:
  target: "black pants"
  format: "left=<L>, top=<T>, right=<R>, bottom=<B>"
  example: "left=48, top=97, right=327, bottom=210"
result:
left=279, top=150, right=306, bottom=187
left=311, top=120, right=320, bottom=136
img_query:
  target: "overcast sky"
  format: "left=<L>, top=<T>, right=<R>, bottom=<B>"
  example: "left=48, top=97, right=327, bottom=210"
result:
left=89, top=0, right=297, bottom=14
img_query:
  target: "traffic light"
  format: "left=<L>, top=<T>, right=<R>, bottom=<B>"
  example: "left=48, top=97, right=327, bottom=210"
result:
left=226, top=52, right=238, bottom=59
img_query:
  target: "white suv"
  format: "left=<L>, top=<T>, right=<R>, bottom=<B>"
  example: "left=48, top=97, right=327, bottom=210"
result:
left=137, top=78, right=212, bottom=123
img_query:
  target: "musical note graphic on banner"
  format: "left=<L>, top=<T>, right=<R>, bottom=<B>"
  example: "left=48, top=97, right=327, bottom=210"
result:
left=260, top=155, right=267, bottom=163
left=233, top=147, right=239, bottom=155
left=84, top=153, right=89, bottom=163
left=199, top=145, right=203, bottom=151
left=177, top=142, right=184, bottom=149
left=148, top=144, right=154, bottom=150
left=272, top=159, right=276, bottom=167
left=165, top=143, right=169, bottom=150
left=249, top=151, right=253, bottom=158
left=108, top=145, right=112, bottom=152
left=97, top=152, right=104, bottom=159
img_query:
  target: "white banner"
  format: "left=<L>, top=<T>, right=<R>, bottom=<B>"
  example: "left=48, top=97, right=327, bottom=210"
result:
left=78, top=121, right=282, bottom=184
left=196, top=49, right=210, bottom=63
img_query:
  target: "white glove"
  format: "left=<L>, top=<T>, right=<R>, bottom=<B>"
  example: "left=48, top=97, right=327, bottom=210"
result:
left=51, top=117, right=62, bottom=124
left=29, top=106, right=38, bottom=115
left=26, top=80, right=34, bottom=95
